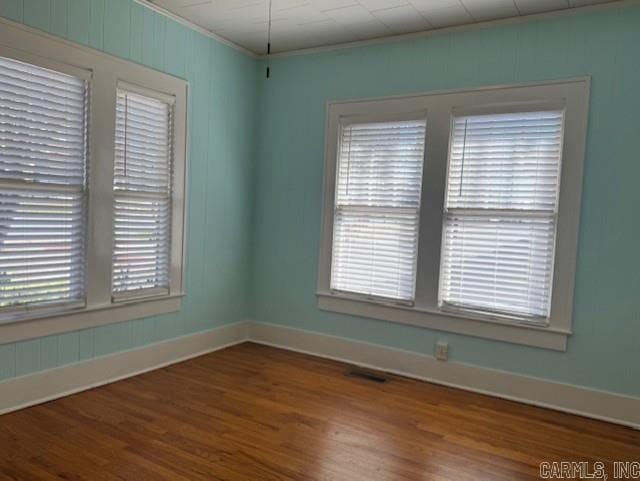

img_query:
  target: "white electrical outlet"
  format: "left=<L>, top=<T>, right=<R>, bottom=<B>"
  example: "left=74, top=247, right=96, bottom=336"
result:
left=435, top=341, right=449, bottom=361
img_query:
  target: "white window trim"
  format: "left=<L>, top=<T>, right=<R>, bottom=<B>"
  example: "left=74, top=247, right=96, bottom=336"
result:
left=111, top=81, right=178, bottom=302
left=331, top=110, right=428, bottom=304
left=318, top=78, right=590, bottom=351
left=0, top=17, right=188, bottom=344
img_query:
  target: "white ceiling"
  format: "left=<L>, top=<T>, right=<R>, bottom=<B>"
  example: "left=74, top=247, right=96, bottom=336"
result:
left=149, top=0, right=616, bottom=54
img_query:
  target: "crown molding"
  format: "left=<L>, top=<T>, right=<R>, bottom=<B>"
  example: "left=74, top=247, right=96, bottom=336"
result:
left=133, top=0, right=258, bottom=58
left=135, top=0, right=636, bottom=60
left=0, top=0, right=635, bottom=67
left=261, top=0, right=638, bottom=59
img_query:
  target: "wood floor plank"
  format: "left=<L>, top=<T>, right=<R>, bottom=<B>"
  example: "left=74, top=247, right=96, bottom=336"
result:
left=1, top=342, right=638, bottom=480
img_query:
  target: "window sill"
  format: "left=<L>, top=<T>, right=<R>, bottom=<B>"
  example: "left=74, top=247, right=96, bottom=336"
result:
left=317, top=291, right=569, bottom=351
left=0, top=293, right=183, bottom=344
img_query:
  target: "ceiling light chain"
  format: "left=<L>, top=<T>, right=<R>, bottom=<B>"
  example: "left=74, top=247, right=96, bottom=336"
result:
left=266, top=0, right=272, bottom=78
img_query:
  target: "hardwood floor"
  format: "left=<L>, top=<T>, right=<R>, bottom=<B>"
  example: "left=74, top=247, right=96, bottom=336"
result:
left=0, top=342, right=638, bottom=481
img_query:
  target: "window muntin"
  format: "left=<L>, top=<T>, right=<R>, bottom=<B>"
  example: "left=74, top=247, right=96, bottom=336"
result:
left=0, top=55, right=88, bottom=311
left=439, top=110, right=564, bottom=321
left=0, top=21, right=187, bottom=342
left=112, top=89, right=173, bottom=297
left=318, top=81, right=588, bottom=350
left=330, top=119, right=426, bottom=302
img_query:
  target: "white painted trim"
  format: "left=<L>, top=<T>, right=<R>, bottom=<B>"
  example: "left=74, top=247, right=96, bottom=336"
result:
left=98, top=0, right=638, bottom=59
left=0, top=16, right=189, bottom=342
left=263, top=0, right=638, bottom=58
left=0, top=322, right=249, bottom=415
left=317, top=294, right=568, bottom=351
left=132, top=0, right=257, bottom=59
left=1, top=320, right=637, bottom=430
left=0, top=295, right=183, bottom=344
left=0, top=0, right=630, bottom=60
left=317, top=78, right=589, bottom=351
left=247, top=321, right=640, bottom=429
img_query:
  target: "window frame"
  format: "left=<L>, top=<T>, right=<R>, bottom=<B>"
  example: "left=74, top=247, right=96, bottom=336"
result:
left=438, top=104, right=566, bottom=322
left=0, top=17, right=187, bottom=344
left=111, top=82, right=177, bottom=302
left=0, top=50, right=91, bottom=317
left=318, top=78, right=590, bottom=351
left=330, top=110, right=428, bottom=305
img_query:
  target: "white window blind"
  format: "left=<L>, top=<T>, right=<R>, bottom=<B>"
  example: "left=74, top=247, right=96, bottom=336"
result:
left=0, top=56, right=88, bottom=312
left=330, top=119, right=426, bottom=302
left=439, top=110, right=564, bottom=320
left=112, top=89, right=173, bottom=297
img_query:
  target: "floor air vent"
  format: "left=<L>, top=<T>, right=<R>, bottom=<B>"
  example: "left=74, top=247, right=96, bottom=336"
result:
left=345, top=367, right=388, bottom=383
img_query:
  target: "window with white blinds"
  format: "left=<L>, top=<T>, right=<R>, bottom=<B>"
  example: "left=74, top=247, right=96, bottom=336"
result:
left=0, top=22, right=186, bottom=338
left=330, top=119, right=426, bottom=302
left=439, top=110, right=565, bottom=320
left=320, top=82, right=587, bottom=348
left=112, top=89, right=173, bottom=297
left=0, top=56, right=88, bottom=311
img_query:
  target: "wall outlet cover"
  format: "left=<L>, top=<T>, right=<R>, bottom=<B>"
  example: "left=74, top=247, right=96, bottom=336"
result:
left=436, top=341, right=449, bottom=361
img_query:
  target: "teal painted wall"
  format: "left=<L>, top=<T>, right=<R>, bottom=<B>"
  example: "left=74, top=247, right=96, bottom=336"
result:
left=251, top=6, right=640, bottom=397
left=1, top=0, right=638, bottom=400
left=0, top=0, right=259, bottom=380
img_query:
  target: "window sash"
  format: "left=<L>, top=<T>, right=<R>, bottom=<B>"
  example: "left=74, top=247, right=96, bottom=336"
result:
left=329, top=118, right=426, bottom=303
left=331, top=205, right=420, bottom=303
left=438, top=110, right=565, bottom=322
left=318, top=80, right=589, bottom=350
left=0, top=55, right=89, bottom=315
left=111, top=88, right=174, bottom=299
left=439, top=210, right=558, bottom=321
left=0, top=21, right=188, bottom=339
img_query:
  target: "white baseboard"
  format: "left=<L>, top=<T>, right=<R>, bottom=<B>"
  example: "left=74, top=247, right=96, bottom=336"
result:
left=0, top=321, right=249, bottom=415
left=247, top=321, right=640, bottom=429
left=1, top=319, right=638, bottom=430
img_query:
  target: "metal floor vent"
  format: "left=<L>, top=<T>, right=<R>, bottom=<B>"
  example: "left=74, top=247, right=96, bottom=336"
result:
left=345, top=367, right=389, bottom=383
